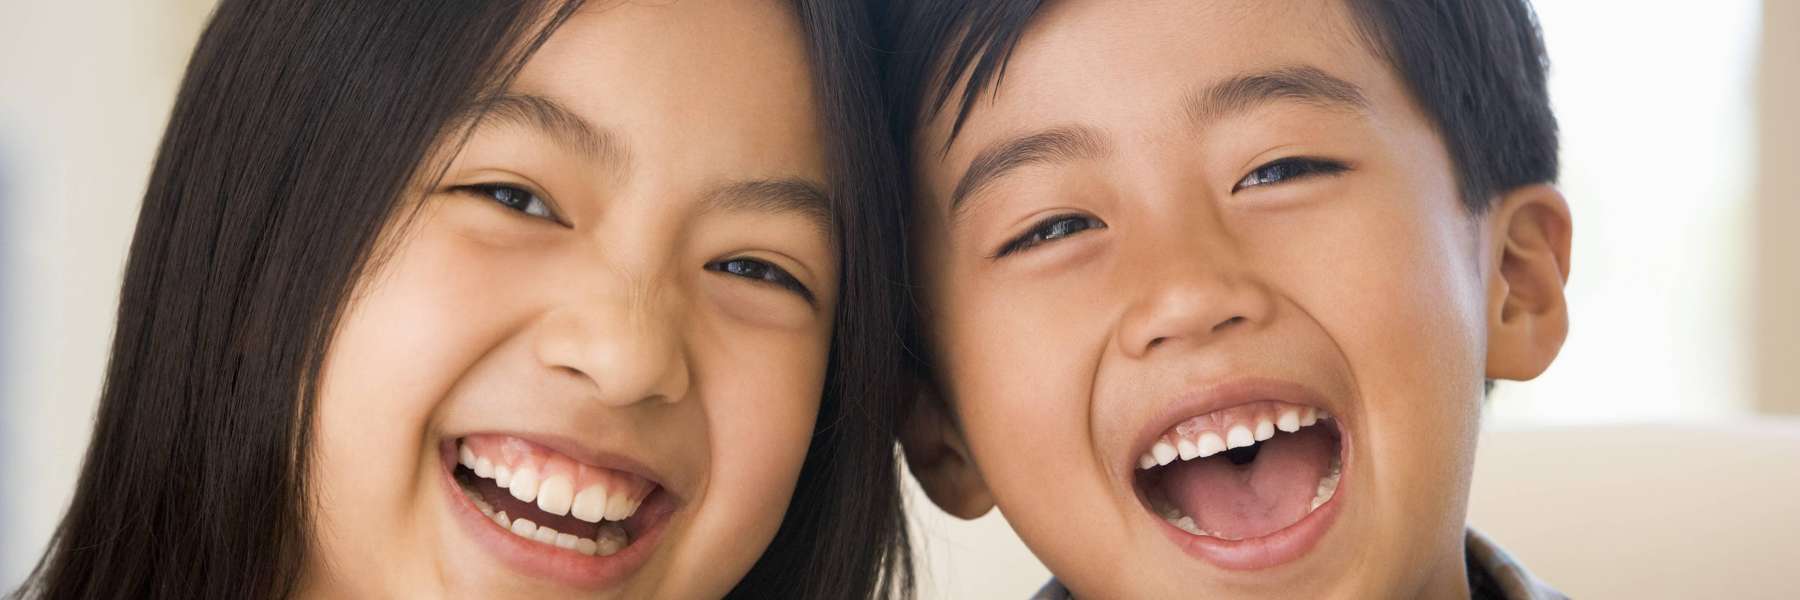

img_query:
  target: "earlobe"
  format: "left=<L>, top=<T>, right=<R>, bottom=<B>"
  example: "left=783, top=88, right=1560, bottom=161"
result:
left=1484, top=184, right=1573, bottom=380
left=898, top=378, right=995, bottom=520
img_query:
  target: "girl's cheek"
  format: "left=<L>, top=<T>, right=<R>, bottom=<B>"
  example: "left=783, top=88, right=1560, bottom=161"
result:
left=696, top=263, right=832, bottom=334
left=309, top=214, right=533, bottom=581
left=686, top=307, right=828, bottom=553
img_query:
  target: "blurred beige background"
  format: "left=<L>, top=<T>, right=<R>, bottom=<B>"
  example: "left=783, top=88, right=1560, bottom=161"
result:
left=3, top=1, right=1796, bottom=597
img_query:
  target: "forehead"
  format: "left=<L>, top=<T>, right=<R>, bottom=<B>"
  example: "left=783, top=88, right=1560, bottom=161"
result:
left=511, top=0, right=825, bottom=181
left=919, top=0, right=1409, bottom=170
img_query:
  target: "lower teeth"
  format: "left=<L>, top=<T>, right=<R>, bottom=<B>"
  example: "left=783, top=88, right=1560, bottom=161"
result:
left=1171, top=515, right=1208, bottom=537
left=1308, top=456, right=1343, bottom=511
left=459, top=477, right=629, bottom=556
left=1156, top=454, right=1343, bottom=539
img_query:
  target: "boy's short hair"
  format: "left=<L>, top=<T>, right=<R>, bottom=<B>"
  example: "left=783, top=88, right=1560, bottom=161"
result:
left=879, top=0, right=1560, bottom=212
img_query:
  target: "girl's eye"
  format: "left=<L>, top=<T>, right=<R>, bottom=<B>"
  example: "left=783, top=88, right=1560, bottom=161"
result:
left=993, top=213, right=1107, bottom=259
left=1232, top=157, right=1349, bottom=192
left=706, top=257, right=816, bottom=304
left=458, top=183, right=559, bottom=222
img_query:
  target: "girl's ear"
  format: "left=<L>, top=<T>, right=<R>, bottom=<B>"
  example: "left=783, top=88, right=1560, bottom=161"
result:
left=1484, top=183, right=1573, bottom=381
left=899, top=377, right=995, bottom=520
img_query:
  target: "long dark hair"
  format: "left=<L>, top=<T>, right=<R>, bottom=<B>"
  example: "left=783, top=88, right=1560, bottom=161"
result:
left=11, top=1, right=911, bottom=598
left=733, top=0, right=916, bottom=597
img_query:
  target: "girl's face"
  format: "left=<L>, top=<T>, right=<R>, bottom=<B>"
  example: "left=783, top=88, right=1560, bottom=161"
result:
left=304, top=1, right=836, bottom=597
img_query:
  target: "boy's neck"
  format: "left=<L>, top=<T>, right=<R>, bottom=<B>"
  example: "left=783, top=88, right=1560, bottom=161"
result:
left=1417, top=536, right=1473, bottom=600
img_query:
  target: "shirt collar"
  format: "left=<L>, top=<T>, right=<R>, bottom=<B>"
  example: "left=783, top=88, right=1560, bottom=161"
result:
left=1030, top=528, right=1567, bottom=599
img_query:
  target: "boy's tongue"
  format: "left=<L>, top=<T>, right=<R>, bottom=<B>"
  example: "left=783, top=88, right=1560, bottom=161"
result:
left=1161, top=426, right=1335, bottom=540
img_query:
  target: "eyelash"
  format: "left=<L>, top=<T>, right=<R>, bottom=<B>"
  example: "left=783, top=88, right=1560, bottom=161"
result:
left=456, top=183, right=561, bottom=223
left=993, top=213, right=1108, bottom=259
left=987, top=158, right=1343, bottom=259
left=1232, top=157, right=1349, bottom=192
left=455, top=184, right=813, bottom=304
left=705, top=257, right=816, bottom=304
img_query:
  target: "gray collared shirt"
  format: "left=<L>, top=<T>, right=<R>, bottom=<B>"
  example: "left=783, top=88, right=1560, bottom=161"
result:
left=1030, top=528, right=1566, bottom=599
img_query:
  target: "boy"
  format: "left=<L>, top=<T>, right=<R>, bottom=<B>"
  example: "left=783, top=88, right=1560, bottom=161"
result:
left=881, top=0, right=1572, bottom=597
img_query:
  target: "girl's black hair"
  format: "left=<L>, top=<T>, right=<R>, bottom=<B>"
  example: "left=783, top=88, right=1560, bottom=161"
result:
left=10, top=1, right=910, bottom=598
left=736, top=0, right=915, bottom=597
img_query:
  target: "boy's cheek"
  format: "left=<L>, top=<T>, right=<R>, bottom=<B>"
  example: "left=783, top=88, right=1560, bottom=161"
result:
left=936, top=288, right=1113, bottom=485
left=1269, top=193, right=1488, bottom=582
left=941, top=315, right=1098, bottom=460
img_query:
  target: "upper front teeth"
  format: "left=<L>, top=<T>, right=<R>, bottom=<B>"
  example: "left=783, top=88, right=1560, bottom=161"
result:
left=455, top=436, right=662, bottom=558
left=536, top=475, right=573, bottom=515
left=1277, top=410, right=1301, bottom=432
left=495, top=464, right=514, bottom=487
left=1152, top=440, right=1178, bottom=466
left=1225, top=425, right=1254, bottom=449
left=1254, top=419, right=1275, bottom=441
left=455, top=438, right=649, bottom=525
left=1196, top=432, right=1225, bottom=457
left=573, top=485, right=609, bottom=522
left=509, top=466, right=540, bottom=503
left=1138, top=403, right=1332, bottom=470
left=1176, top=438, right=1199, bottom=461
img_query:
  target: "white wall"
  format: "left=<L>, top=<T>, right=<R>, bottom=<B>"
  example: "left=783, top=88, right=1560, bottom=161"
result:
left=0, top=0, right=213, bottom=588
left=1487, top=0, right=1765, bottom=424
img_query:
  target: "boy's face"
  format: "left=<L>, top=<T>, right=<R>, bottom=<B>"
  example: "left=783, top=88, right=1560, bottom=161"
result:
left=904, top=0, right=1569, bottom=597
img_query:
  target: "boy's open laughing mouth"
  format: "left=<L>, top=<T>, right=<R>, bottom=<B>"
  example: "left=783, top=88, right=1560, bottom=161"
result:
left=1128, top=380, right=1349, bottom=570
left=439, top=434, right=679, bottom=589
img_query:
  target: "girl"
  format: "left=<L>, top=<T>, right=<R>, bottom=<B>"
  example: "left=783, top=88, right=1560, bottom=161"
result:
left=12, top=1, right=911, bottom=598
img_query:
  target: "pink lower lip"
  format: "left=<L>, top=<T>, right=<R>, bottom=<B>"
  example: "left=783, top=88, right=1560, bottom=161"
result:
left=1147, top=421, right=1352, bottom=571
left=437, top=441, right=669, bottom=589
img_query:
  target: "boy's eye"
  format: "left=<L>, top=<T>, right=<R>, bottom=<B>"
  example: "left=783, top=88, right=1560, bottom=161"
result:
left=1232, top=157, right=1349, bottom=193
left=993, top=213, right=1108, bottom=259
left=457, top=183, right=561, bottom=223
left=706, top=257, right=816, bottom=304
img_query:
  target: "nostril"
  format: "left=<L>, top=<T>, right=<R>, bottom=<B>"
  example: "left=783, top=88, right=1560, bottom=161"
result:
left=1212, top=315, right=1247, bottom=333
left=1148, top=337, right=1168, bottom=349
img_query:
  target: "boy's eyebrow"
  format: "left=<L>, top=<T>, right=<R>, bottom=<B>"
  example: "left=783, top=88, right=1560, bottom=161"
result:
left=1186, top=65, right=1370, bottom=126
left=701, top=177, right=834, bottom=237
left=944, top=67, right=1364, bottom=220
left=949, top=126, right=1109, bottom=216
left=473, top=93, right=630, bottom=167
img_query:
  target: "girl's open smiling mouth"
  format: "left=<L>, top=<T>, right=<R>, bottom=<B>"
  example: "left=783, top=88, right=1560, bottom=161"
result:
left=438, top=434, right=680, bottom=589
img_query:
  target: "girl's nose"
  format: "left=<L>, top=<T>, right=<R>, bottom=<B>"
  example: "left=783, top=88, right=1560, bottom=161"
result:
left=532, top=290, right=692, bottom=408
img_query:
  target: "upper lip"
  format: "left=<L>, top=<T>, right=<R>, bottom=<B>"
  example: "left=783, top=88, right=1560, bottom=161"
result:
left=1125, top=377, right=1336, bottom=477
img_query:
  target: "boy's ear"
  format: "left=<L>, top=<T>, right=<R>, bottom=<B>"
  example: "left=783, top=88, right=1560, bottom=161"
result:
left=1484, top=183, right=1573, bottom=380
left=899, top=377, right=995, bottom=520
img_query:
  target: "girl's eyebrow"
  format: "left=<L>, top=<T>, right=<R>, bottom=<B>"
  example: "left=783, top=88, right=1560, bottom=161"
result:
left=701, top=178, right=834, bottom=237
left=473, top=93, right=631, bottom=168
left=462, top=94, right=830, bottom=235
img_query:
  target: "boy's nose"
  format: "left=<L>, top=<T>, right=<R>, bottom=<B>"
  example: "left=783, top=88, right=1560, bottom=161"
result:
left=531, top=288, right=692, bottom=408
left=1114, top=256, right=1273, bottom=359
